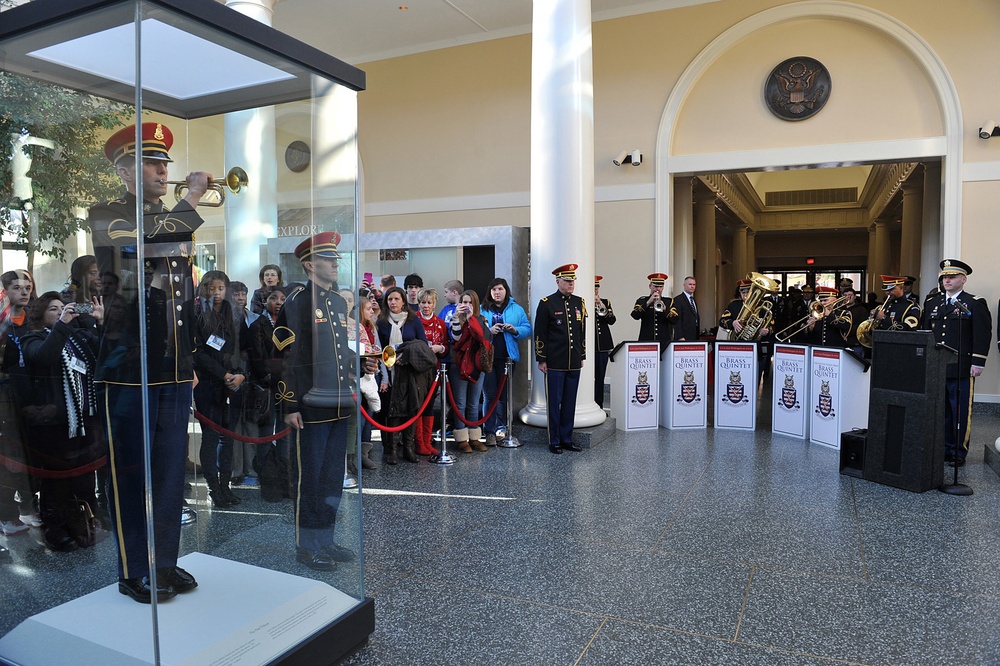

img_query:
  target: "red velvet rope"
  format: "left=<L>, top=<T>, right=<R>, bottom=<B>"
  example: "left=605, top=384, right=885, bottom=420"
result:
left=359, top=377, right=440, bottom=432
left=193, top=410, right=293, bottom=443
left=446, top=373, right=506, bottom=427
left=0, top=454, right=107, bottom=479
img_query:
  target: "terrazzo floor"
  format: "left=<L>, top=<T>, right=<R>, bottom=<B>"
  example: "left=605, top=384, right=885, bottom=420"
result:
left=2, top=383, right=1000, bottom=665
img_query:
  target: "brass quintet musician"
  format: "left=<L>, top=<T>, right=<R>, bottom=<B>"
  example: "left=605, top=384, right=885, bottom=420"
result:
left=875, top=275, right=921, bottom=331
left=803, top=286, right=850, bottom=347
left=631, top=272, right=677, bottom=349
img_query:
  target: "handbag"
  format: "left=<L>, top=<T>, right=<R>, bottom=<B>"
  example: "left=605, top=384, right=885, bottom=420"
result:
left=243, top=381, right=270, bottom=426
left=477, top=338, right=494, bottom=373
left=66, top=498, right=108, bottom=548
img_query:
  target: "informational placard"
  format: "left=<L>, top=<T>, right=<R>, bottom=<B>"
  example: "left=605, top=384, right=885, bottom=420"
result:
left=714, top=342, right=758, bottom=430
left=611, top=342, right=660, bottom=431
left=772, top=344, right=810, bottom=439
left=807, top=347, right=871, bottom=448
left=663, top=342, right=708, bottom=429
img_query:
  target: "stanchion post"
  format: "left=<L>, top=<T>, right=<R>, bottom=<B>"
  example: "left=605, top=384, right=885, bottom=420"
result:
left=430, top=363, right=457, bottom=465
left=497, top=358, right=521, bottom=448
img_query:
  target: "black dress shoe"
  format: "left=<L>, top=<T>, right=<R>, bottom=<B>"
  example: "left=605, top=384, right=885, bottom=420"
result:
left=157, top=566, right=198, bottom=593
left=563, top=442, right=583, bottom=452
left=0, top=544, right=10, bottom=561
left=955, top=457, right=966, bottom=467
left=118, top=576, right=177, bottom=603
left=321, top=544, right=356, bottom=562
left=296, top=549, right=336, bottom=571
left=549, top=444, right=563, bottom=454
left=945, top=453, right=955, bottom=463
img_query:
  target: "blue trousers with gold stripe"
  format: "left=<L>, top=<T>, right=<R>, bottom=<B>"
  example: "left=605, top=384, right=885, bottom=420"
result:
left=104, top=383, right=191, bottom=580
left=944, top=376, right=974, bottom=461
left=545, top=369, right=581, bottom=448
left=293, top=416, right=348, bottom=552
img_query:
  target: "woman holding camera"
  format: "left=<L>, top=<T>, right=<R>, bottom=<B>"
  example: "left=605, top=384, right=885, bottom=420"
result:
left=479, top=278, right=530, bottom=447
left=449, top=290, right=492, bottom=453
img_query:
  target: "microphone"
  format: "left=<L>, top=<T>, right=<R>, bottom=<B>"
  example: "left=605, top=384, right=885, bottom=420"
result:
left=954, top=299, right=971, bottom=315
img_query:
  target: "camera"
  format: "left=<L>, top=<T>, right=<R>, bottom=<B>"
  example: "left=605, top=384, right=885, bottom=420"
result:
left=980, top=121, right=997, bottom=139
left=75, top=302, right=94, bottom=314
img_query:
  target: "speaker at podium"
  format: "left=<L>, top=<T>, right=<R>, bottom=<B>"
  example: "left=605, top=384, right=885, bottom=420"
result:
left=863, top=330, right=949, bottom=492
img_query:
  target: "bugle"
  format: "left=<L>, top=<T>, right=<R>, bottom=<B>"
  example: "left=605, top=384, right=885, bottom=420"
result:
left=361, top=346, right=396, bottom=368
left=170, top=166, right=249, bottom=207
left=595, top=300, right=608, bottom=316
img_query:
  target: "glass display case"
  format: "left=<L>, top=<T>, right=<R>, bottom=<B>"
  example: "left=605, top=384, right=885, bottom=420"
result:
left=0, top=1, right=370, bottom=664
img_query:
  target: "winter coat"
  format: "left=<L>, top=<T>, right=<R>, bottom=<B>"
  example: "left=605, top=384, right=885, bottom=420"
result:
left=387, top=339, right=438, bottom=419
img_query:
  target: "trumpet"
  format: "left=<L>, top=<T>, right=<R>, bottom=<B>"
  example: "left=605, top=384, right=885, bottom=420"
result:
left=774, top=294, right=851, bottom=342
left=652, top=295, right=665, bottom=313
left=595, top=300, right=608, bottom=317
left=361, top=346, right=396, bottom=368
left=170, top=166, right=249, bottom=207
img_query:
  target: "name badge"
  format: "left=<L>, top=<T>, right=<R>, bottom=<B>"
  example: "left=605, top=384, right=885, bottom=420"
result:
left=207, top=334, right=226, bottom=351
left=69, top=356, right=88, bottom=374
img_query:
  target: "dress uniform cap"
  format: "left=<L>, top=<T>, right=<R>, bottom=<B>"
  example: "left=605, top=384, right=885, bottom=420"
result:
left=594, top=275, right=603, bottom=285
left=646, top=272, right=668, bottom=286
left=880, top=274, right=905, bottom=290
left=816, top=286, right=839, bottom=298
left=939, top=259, right=972, bottom=277
left=904, top=276, right=916, bottom=285
left=104, top=122, right=173, bottom=164
left=737, top=279, right=752, bottom=290
left=294, top=231, right=342, bottom=262
left=801, top=285, right=815, bottom=293
left=552, top=264, right=578, bottom=280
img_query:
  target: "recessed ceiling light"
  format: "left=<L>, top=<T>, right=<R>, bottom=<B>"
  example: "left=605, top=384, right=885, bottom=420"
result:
left=399, top=5, right=408, bottom=9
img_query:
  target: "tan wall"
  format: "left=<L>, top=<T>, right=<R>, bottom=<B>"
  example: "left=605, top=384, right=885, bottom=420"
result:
left=356, top=0, right=1000, bottom=396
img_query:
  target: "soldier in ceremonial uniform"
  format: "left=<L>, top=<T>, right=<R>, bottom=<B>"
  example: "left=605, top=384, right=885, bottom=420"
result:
left=803, top=286, right=850, bottom=347
left=272, top=232, right=362, bottom=570
left=920, top=259, right=992, bottom=466
left=718, top=279, right=769, bottom=340
left=535, top=264, right=586, bottom=454
left=876, top=275, right=921, bottom=331
left=904, top=276, right=919, bottom=304
left=839, top=283, right=871, bottom=354
left=593, top=276, right=616, bottom=409
left=89, top=122, right=210, bottom=603
left=630, top=272, right=677, bottom=349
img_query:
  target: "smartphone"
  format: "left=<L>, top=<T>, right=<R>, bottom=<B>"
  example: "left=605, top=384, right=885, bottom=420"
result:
left=364, top=272, right=373, bottom=285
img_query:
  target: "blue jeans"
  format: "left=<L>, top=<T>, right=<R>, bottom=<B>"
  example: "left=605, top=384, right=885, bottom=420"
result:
left=103, top=383, right=192, bottom=579
left=292, top=416, right=349, bottom=551
left=448, top=363, right=484, bottom=431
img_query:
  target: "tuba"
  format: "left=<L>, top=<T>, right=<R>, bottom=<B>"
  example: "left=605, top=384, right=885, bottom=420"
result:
left=734, top=272, right=780, bottom=341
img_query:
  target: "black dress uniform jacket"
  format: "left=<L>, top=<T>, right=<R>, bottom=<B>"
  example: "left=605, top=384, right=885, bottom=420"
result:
left=595, top=298, right=616, bottom=352
left=89, top=192, right=203, bottom=384
left=273, top=281, right=356, bottom=423
left=877, top=296, right=921, bottom=331
left=920, top=291, right=992, bottom=377
left=535, top=292, right=586, bottom=371
left=631, top=295, right=678, bottom=346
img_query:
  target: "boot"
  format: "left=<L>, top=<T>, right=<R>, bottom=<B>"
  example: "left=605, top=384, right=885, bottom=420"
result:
left=470, top=427, right=487, bottom=452
left=486, top=433, right=497, bottom=448
left=383, top=433, right=398, bottom=465
left=219, top=473, right=242, bottom=506
left=346, top=454, right=358, bottom=476
left=402, top=432, right=419, bottom=463
left=415, top=416, right=437, bottom=455
left=361, top=442, right=377, bottom=470
left=454, top=428, right=472, bottom=453
left=206, top=474, right=237, bottom=508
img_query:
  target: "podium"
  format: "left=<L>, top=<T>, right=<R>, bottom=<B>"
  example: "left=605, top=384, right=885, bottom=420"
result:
left=772, top=344, right=810, bottom=439
left=662, top=342, right=709, bottom=429
left=714, top=342, right=758, bottom=430
left=808, top=346, right=870, bottom=448
left=610, top=341, right=660, bottom=430
left=863, top=330, right=948, bottom=492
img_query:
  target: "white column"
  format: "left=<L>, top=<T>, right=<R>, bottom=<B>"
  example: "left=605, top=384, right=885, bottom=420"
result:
left=694, top=190, right=718, bottom=327
left=673, top=177, right=694, bottom=281
left=867, top=225, right=877, bottom=294
left=746, top=230, right=757, bottom=274
left=224, top=0, right=278, bottom=288
left=920, top=162, right=942, bottom=299
left=899, top=174, right=923, bottom=280
left=733, top=226, right=748, bottom=284
left=520, top=0, right=604, bottom=428
left=873, top=220, right=891, bottom=278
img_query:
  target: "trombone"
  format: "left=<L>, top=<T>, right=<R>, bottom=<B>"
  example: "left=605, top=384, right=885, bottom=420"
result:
left=774, top=294, right=851, bottom=342
left=170, top=166, right=249, bottom=207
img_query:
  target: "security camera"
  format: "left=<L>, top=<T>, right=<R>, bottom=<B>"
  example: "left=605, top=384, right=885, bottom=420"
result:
left=979, top=120, right=997, bottom=140
left=630, top=149, right=642, bottom=167
left=613, top=150, right=629, bottom=166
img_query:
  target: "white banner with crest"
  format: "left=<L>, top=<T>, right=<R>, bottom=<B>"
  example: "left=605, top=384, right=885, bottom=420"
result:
left=772, top=344, right=810, bottom=439
left=808, top=347, right=870, bottom=448
left=611, top=342, right=660, bottom=431
left=714, top=343, right=757, bottom=430
left=664, top=342, right=708, bottom=429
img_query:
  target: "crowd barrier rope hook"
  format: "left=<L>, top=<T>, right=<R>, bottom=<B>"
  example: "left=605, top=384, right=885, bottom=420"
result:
left=496, top=359, right=521, bottom=448
left=429, top=363, right=456, bottom=465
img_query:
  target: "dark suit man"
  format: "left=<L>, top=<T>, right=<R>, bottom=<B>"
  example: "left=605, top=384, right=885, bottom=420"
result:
left=919, top=259, right=992, bottom=466
left=673, top=276, right=700, bottom=341
left=89, top=122, right=210, bottom=603
left=535, top=264, right=586, bottom=454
